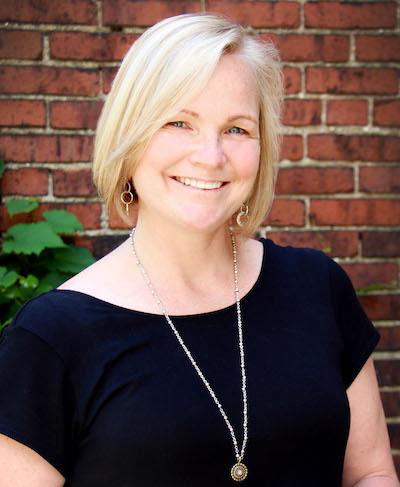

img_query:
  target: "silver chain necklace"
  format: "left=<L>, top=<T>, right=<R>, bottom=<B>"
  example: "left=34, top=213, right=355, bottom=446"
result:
left=129, top=227, right=249, bottom=482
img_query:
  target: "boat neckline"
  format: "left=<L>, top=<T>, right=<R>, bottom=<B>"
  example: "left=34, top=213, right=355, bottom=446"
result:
left=50, top=237, right=271, bottom=320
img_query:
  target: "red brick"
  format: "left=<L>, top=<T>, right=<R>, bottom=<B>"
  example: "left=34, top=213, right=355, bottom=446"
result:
left=74, top=235, right=126, bottom=259
left=374, top=100, right=400, bottom=127
left=73, top=236, right=95, bottom=254
left=375, top=360, right=400, bottom=387
left=362, top=232, right=400, bottom=258
left=341, top=263, right=398, bottom=290
left=0, top=100, right=45, bottom=127
left=268, top=231, right=359, bottom=257
left=1, top=168, right=48, bottom=195
left=1, top=202, right=101, bottom=231
left=103, top=0, right=201, bottom=26
left=381, top=391, right=400, bottom=417
left=310, top=199, right=400, bottom=226
left=0, top=31, right=42, bottom=59
left=327, top=100, right=368, bottom=126
left=360, top=167, right=400, bottom=194
left=360, top=295, right=400, bottom=320
left=395, top=456, right=400, bottom=478
left=305, top=2, right=396, bottom=29
left=0, top=0, right=96, bottom=24
left=102, top=68, right=118, bottom=94
left=308, top=135, right=400, bottom=162
left=389, top=430, right=400, bottom=457
left=377, top=328, right=400, bottom=352
left=50, top=101, right=103, bottom=129
left=280, top=135, right=303, bottom=161
left=50, top=32, right=138, bottom=62
left=39, top=203, right=101, bottom=230
left=264, top=34, right=349, bottom=62
left=205, top=1, right=299, bottom=28
left=356, top=36, right=400, bottom=62
left=283, top=67, right=301, bottom=95
left=1, top=206, right=32, bottom=231
left=108, top=205, right=136, bottom=229
left=53, top=169, right=97, bottom=197
left=306, top=67, right=398, bottom=95
left=282, top=99, right=321, bottom=126
left=0, top=135, right=93, bottom=163
left=388, top=424, right=400, bottom=449
left=276, top=167, right=353, bottom=194
left=0, top=66, right=99, bottom=96
left=264, top=199, right=305, bottom=227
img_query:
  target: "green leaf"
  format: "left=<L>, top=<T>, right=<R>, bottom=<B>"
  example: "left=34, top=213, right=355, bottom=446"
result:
left=1, top=301, right=23, bottom=325
left=44, top=246, right=95, bottom=274
left=1, top=318, right=13, bottom=333
left=32, top=280, right=54, bottom=296
left=1, top=284, right=23, bottom=301
left=43, top=210, right=83, bottom=234
left=0, top=269, right=19, bottom=288
left=6, top=198, right=39, bottom=217
left=0, top=160, right=5, bottom=178
left=2, top=222, right=66, bottom=255
left=19, top=274, right=39, bottom=289
left=357, top=282, right=396, bottom=293
left=41, top=270, right=70, bottom=288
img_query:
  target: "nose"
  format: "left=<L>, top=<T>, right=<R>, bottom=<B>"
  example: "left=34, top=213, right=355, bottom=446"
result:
left=189, top=132, right=227, bottom=168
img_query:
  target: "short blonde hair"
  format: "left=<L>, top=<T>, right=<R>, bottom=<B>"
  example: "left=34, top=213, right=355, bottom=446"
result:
left=93, top=13, right=283, bottom=237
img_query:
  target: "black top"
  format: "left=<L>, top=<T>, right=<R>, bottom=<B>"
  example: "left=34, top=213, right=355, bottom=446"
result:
left=0, top=238, right=380, bottom=486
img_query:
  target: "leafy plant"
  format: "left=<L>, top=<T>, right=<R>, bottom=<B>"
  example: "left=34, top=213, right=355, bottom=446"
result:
left=0, top=183, right=96, bottom=331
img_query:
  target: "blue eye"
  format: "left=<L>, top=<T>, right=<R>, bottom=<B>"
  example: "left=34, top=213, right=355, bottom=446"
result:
left=167, top=121, right=186, bottom=128
left=228, top=127, right=246, bottom=135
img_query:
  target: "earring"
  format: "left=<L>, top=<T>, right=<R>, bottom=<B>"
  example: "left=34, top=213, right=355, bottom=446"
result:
left=236, top=203, right=249, bottom=227
left=120, top=181, right=134, bottom=216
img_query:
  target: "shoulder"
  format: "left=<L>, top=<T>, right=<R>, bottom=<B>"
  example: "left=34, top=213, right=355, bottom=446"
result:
left=6, top=288, right=108, bottom=363
left=263, top=237, right=360, bottom=307
left=263, top=237, right=334, bottom=276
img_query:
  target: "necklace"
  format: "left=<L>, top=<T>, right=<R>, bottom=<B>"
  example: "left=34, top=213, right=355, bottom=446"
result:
left=129, top=227, right=249, bottom=482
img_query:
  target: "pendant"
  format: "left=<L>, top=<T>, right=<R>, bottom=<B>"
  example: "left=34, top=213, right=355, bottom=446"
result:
left=231, top=462, right=248, bottom=481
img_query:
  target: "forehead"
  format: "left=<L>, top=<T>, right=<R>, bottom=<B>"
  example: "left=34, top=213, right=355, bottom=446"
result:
left=184, top=53, right=259, bottom=116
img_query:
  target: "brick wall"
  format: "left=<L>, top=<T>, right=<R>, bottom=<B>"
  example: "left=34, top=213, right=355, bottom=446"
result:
left=0, top=0, right=399, bottom=470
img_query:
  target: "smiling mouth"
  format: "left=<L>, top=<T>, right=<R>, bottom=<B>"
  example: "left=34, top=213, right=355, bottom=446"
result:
left=172, top=176, right=228, bottom=190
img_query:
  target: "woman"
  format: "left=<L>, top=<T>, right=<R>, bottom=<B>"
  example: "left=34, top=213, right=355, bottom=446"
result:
left=0, top=13, right=398, bottom=487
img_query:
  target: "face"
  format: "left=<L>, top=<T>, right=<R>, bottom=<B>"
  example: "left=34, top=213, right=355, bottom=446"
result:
left=132, top=53, right=261, bottom=234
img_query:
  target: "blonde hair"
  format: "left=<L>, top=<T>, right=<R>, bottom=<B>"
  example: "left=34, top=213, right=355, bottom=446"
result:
left=93, top=13, right=283, bottom=237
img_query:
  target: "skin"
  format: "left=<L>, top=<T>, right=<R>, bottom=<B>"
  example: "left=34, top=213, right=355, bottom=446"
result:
left=129, top=52, right=262, bottom=309
left=1, top=53, right=398, bottom=486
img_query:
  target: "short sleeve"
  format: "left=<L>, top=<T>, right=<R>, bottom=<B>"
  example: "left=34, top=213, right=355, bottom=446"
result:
left=328, top=257, right=380, bottom=389
left=0, top=323, right=77, bottom=477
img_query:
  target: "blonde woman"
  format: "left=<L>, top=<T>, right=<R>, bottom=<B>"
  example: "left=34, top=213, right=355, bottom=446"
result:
left=0, top=13, right=398, bottom=487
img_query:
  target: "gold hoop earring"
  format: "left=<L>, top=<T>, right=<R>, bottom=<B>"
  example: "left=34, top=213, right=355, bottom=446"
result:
left=236, top=203, right=249, bottom=227
left=120, top=181, right=134, bottom=216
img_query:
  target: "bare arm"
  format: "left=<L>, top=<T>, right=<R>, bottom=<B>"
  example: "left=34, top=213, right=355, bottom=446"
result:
left=353, top=475, right=399, bottom=487
left=0, top=434, right=65, bottom=487
left=342, top=357, right=399, bottom=487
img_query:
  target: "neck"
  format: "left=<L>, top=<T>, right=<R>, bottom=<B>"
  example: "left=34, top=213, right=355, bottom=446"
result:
left=129, top=212, right=242, bottom=294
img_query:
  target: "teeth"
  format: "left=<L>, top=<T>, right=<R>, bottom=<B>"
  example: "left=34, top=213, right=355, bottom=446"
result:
left=175, top=177, right=223, bottom=190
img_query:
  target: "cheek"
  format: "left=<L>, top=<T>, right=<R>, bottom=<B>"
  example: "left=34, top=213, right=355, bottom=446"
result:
left=136, top=132, right=185, bottom=170
left=231, top=142, right=260, bottom=180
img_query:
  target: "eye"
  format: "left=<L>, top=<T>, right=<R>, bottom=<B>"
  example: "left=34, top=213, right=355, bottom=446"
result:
left=227, top=126, right=248, bottom=135
left=166, top=121, right=188, bottom=129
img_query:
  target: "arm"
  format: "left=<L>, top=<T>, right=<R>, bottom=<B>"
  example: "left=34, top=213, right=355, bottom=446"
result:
left=0, top=434, right=65, bottom=487
left=342, top=357, right=399, bottom=487
left=353, top=477, right=399, bottom=487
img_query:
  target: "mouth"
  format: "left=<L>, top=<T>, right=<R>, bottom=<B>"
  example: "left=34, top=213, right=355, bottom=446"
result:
left=171, top=176, right=228, bottom=191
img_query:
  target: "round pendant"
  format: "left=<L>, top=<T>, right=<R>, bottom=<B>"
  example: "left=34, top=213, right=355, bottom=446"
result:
left=231, top=462, right=248, bottom=481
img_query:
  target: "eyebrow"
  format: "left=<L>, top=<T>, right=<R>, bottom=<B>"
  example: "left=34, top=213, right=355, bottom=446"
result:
left=180, top=109, right=258, bottom=124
